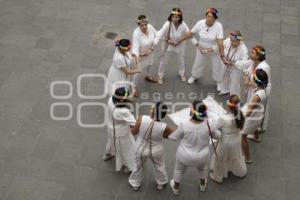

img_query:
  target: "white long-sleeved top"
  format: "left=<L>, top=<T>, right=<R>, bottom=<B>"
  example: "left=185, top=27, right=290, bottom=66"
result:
left=169, top=118, right=221, bottom=166
left=132, top=24, right=157, bottom=67
left=154, top=21, right=197, bottom=53
left=132, top=24, right=157, bottom=57
left=235, top=59, right=272, bottom=97
left=221, top=38, right=248, bottom=64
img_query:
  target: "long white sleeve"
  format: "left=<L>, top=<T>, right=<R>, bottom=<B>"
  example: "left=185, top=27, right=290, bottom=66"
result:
left=154, top=21, right=170, bottom=46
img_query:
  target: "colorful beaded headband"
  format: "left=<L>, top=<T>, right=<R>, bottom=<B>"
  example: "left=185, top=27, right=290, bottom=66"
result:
left=206, top=8, right=219, bottom=17
left=230, top=32, right=243, bottom=41
left=190, top=104, right=207, bottom=119
left=253, top=47, right=266, bottom=56
left=252, top=69, right=267, bottom=85
left=115, top=39, right=131, bottom=50
left=171, top=11, right=182, bottom=16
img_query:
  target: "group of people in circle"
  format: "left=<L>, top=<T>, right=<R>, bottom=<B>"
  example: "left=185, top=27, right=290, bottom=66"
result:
left=103, top=7, right=271, bottom=195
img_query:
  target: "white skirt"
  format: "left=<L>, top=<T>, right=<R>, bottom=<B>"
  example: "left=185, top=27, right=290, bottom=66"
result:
left=210, top=133, right=247, bottom=182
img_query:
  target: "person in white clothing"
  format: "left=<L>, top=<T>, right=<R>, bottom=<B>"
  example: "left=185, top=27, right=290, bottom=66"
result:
left=210, top=94, right=247, bottom=184
left=132, top=15, right=158, bottom=92
left=153, top=8, right=198, bottom=85
left=128, top=102, right=174, bottom=191
left=168, top=100, right=221, bottom=195
left=216, top=31, right=248, bottom=96
left=235, top=45, right=271, bottom=134
left=241, top=69, right=268, bottom=163
left=175, top=8, right=225, bottom=87
left=102, top=87, right=137, bottom=174
left=105, top=39, right=141, bottom=97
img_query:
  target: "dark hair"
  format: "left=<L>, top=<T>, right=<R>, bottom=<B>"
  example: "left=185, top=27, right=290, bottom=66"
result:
left=254, top=69, right=268, bottom=88
left=205, top=8, right=219, bottom=19
left=152, top=102, right=168, bottom=121
left=137, top=15, right=147, bottom=20
left=253, top=45, right=266, bottom=61
left=190, top=100, right=207, bottom=121
left=168, top=8, right=183, bottom=24
left=228, top=95, right=244, bottom=130
left=112, top=87, right=131, bottom=108
left=137, top=15, right=148, bottom=25
left=118, top=39, right=130, bottom=48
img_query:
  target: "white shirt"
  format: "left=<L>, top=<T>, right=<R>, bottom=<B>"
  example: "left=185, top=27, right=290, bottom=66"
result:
left=105, top=49, right=133, bottom=96
left=169, top=118, right=221, bottom=164
left=222, top=38, right=248, bottom=65
left=191, top=19, right=224, bottom=48
left=132, top=24, right=157, bottom=67
left=135, top=115, right=167, bottom=154
left=154, top=21, right=197, bottom=53
left=107, top=97, right=136, bottom=138
left=236, top=60, right=272, bottom=96
left=132, top=24, right=157, bottom=57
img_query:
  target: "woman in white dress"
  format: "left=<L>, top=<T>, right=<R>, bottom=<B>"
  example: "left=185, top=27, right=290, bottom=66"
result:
left=216, top=31, right=248, bottom=96
left=176, top=8, right=225, bottom=88
left=153, top=8, right=198, bottom=85
left=128, top=102, right=174, bottom=191
left=132, top=15, right=158, bottom=89
left=235, top=45, right=271, bottom=135
left=210, top=94, right=247, bottom=183
left=102, top=87, right=137, bottom=173
left=241, top=69, right=269, bottom=163
left=168, top=100, right=221, bottom=195
left=105, top=39, right=141, bottom=97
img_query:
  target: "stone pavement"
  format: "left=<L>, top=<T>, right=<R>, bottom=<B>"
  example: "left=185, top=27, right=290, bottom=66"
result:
left=0, top=0, right=300, bottom=199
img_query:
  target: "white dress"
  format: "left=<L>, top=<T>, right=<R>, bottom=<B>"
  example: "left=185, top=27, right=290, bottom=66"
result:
left=105, top=49, right=133, bottom=96
left=190, top=19, right=224, bottom=82
left=217, top=38, right=248, bottom=96
left=169, top=118, right=221, bottom=182
left=132, top=24, right=157, bottom=69
left=106, top=97, right=137, bottom=171
left=129, top=115, right=168, bottom=187
left=154, top=21, right=197, bottom=78
left=236, top=60, right=271, bottom=130
left=242, top=89, right=267, bottom=135
left=210, top=113, right=247, bottom=183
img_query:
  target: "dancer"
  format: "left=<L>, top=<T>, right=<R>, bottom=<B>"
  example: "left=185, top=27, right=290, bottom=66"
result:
left=210, top=95, right=247, bottom=183
left=154, top=8, right=198, bottom=85
left=235, top=45, right=271, bottom=135
left=168, top=100, right=221, bottom=195
left=176, top=8, right=225, bottom=88
left=128, top=102, right=174, bottom=191
left=103, top=87, right=137, bottom=173
left=105, top=38, right=141, bottom=97
left=132, top=15, right=158, bottom=94
left=241, top=69, right=268, bottom=163
left=216, top=31, right=248, bottom=96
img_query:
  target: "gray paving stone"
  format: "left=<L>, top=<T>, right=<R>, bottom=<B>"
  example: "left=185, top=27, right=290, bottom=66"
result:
left=281, top=6, right=299, bottom=16
left=35, top=37, right=54, bottom=50
left=284, top=179, right=300, bottom=200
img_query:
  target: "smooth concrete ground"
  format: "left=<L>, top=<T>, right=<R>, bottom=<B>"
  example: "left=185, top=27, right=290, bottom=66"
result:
left=0, top=0, right=300, bottom=200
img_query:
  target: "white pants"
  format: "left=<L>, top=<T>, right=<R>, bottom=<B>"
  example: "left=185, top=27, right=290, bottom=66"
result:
left=219, top=66, right=242, bottom=96
left=158, top=45, right=185, bottom=79
left=190, top=50, right=223, bottom=82
left=129, top=151, right=168, bottom=187
left=172, top=158, right=208, bottom=183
